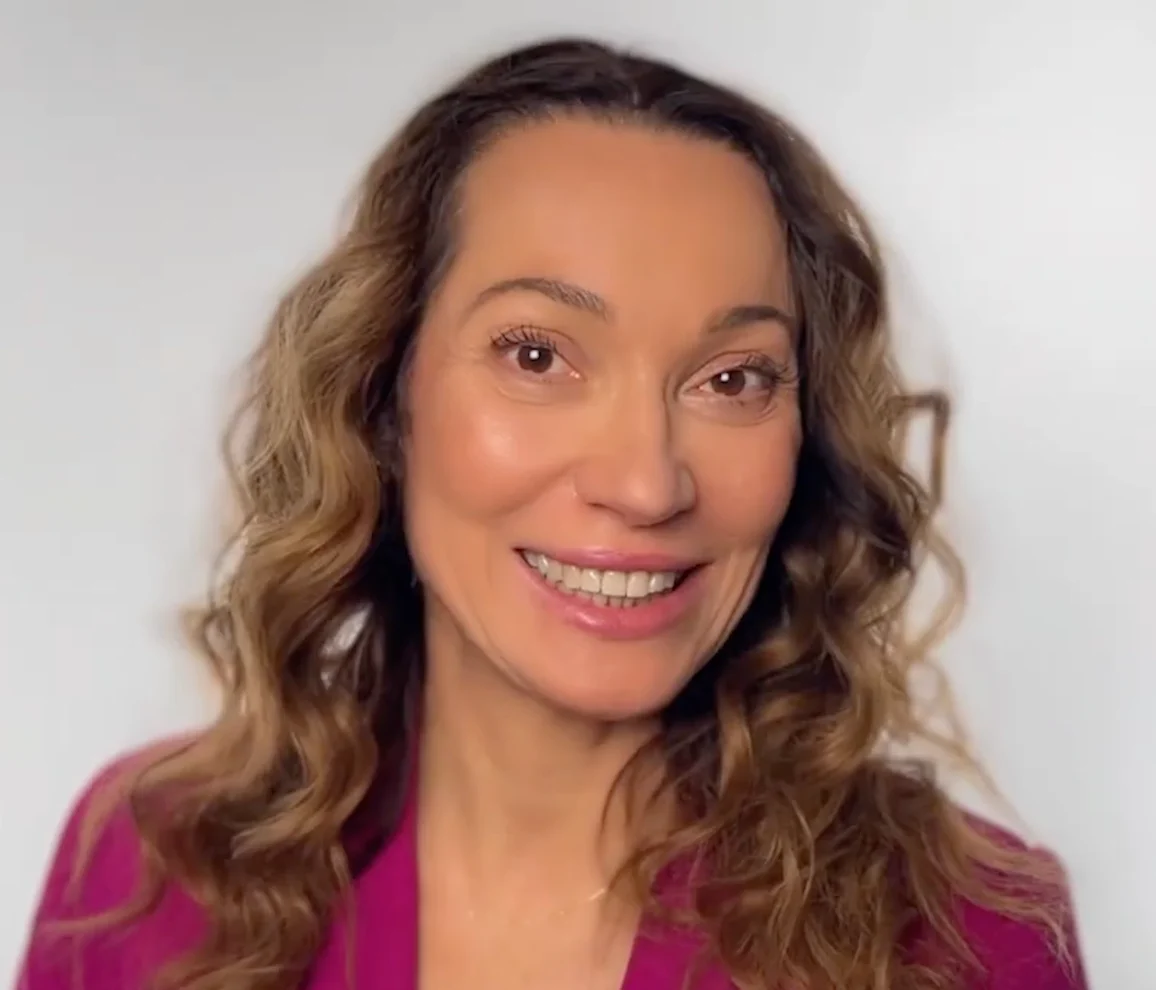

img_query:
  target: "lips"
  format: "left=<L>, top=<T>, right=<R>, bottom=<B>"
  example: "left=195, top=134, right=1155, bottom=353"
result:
left=519, top=550, right=685, bottom=606
left=515, top=547, right=707, bottom=640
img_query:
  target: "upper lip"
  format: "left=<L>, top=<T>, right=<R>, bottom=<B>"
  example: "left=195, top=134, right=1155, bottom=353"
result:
left=520, top=547, right=704, bottom=572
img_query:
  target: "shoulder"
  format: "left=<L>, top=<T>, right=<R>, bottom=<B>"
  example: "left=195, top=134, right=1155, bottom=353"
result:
left=955, top=898, right=1087, bottom=990
left=935, top=817, right=1089, bottom=990
left=26, top=747, right=153, bottom=922
left=16, top=739, right=204, bottom=990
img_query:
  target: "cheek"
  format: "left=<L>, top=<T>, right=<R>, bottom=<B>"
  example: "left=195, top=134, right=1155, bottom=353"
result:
left=690, top=418, right=800, bottom=549
left=404, top=362, right=564, bottom=525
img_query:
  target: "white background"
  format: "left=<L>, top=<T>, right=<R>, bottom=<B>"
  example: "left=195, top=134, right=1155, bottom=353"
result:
left=1, top=1, right=1153, bottom=986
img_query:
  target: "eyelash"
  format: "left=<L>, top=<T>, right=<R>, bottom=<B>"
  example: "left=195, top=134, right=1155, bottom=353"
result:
left=491, top=325, right=555, bottom=351
left=489, top=327, right=792, bottom=397
left=722, top=352, right=792, bottom=389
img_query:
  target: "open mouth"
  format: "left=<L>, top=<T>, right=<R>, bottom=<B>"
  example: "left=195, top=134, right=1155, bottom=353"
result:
left=518, top=550, right=694, bottom=609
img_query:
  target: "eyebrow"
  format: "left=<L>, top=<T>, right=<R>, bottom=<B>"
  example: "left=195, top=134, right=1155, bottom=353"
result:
left=468, top=275, right=796, bottom=335
left=469, top=276, right=611, bottom=319
left=707, top=303, right=797, bottom=336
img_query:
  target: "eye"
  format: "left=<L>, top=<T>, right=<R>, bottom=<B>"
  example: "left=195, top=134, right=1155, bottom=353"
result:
left=491, top=326, right=575, bottom=379
left=697, top=355, right=789, bottom=404
left=513, top=342, right=556, bottom=374
left=706, top=367, right=764, bottom=398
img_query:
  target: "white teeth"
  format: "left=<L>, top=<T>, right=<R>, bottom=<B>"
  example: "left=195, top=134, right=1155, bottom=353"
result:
left=520, top=551, right=683, bottom=604
left=601, top=571, right=627, bottom=597
left=626, top=571, right=651, bottom=598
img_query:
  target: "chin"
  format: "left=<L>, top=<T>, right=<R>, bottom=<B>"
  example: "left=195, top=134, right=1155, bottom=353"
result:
left=547, top=692, right=672, bottom=724
left=515, top=655, right=695, bottom=724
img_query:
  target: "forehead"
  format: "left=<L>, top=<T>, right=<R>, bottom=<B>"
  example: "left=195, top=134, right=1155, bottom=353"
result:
left=446, top=116, right=790, bottom=309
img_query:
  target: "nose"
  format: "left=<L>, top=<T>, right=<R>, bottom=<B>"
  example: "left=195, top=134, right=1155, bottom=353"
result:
left=572, top=390, right=696, bottom=527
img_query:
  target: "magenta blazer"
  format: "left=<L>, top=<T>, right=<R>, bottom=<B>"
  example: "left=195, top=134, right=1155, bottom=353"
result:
left=17, top=763, right=1088, bottom=989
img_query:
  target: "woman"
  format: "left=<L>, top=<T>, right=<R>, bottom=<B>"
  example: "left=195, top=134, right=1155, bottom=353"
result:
left=18, top=37, right=1087, bottom=990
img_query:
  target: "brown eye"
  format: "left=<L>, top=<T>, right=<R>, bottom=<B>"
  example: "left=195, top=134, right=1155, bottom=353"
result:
left=709, top=368, right=752, bottom=397
left=516, top=343, right=555, bottom=374
left=491, top=328, right=579, bottom=383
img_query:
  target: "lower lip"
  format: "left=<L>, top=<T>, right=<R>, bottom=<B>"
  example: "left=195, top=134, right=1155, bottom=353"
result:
left=516, top=554, right=706, bottom=641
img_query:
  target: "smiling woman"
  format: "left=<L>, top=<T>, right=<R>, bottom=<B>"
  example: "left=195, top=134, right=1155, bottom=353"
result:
left=17, top=37, right=1086, bottom=990
left=404, top=117, right=801, bottom=724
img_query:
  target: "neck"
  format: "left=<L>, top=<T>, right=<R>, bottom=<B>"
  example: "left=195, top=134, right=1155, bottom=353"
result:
left=417, top=608, right=662, bottom=897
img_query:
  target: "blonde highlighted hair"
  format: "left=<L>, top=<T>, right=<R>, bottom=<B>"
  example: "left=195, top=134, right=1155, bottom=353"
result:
left=67, top=37, right=1067, bottom=990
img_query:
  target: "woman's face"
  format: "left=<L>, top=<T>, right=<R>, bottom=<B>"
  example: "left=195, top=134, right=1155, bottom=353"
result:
left=403, top=117, right=801, bottom=720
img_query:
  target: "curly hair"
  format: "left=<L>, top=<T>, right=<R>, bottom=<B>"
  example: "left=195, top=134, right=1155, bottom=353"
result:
left=66, top=37, right=1067, bottom=990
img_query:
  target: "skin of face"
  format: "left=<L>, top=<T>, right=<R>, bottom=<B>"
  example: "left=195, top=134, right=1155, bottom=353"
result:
left=402, top=115, right=802, bottom=723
